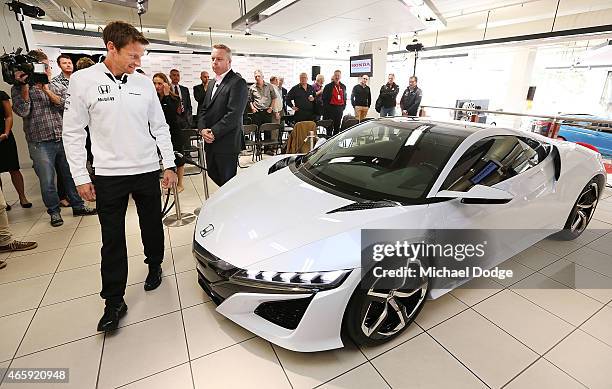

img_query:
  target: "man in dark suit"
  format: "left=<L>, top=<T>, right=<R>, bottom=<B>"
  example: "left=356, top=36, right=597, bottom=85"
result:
left=169, top=69, right=192, bottom=128
left=193, top=70, right=210, bottom=114
left=197, top=44, right=248, bottom=187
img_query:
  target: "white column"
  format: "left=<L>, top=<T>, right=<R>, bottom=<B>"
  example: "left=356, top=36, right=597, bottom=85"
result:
left=503, top=48, right=537, bottom=128
left=359, top=38, right=388, bottom=118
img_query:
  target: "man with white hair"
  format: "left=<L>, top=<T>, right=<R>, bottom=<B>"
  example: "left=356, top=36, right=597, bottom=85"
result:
left=286, top=72, right=316, bottom=123
left=248, top=69, right=276, bottom=127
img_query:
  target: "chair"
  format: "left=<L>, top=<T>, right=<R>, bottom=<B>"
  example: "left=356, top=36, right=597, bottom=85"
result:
left=286, top=121, right=317, bottom=154
left=256, top=123, right=283, bottom=160
left=242, top=124, right=258, bottom=162
left=341, top=118, right=359, bottom=131
left=316, top=119, right=333, bottom=138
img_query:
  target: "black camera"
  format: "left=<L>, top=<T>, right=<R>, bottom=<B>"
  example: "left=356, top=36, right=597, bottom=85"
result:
left=1, top=48, right=49, bottom=86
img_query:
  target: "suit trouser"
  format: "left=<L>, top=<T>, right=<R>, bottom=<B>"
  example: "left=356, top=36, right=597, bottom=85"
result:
left=354, top=106, right=369, bottom=121
left=96, top=171, right=164, bottom=304
left=0, top=188, right=12, bottom=247
left=206, top=152, right=238, bottom=187
left=324, top=105, right=344, bottom=135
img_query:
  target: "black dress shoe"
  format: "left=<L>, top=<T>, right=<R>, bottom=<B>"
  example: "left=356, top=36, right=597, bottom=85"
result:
left=97, top=302, right=128, bottom=332
left=73, top=206, right=97, bottom=216
left=144, top=265, right=162, bottom=291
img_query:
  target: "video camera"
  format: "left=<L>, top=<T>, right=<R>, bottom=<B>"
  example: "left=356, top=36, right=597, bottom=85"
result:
left=1, top=48, right=49, bottom=86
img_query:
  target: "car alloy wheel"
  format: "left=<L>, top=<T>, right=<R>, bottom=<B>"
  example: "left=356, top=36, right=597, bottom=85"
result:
left=360, top=277, right=428, bottom=340
left=570, top=182, right=599, bottom=235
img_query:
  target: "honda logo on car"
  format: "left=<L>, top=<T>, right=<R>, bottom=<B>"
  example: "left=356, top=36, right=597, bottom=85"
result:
left=200, top=224, right=214, bottom=237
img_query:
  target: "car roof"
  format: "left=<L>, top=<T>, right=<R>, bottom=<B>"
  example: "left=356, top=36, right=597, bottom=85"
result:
left=376, top=117, right=490, bottom=137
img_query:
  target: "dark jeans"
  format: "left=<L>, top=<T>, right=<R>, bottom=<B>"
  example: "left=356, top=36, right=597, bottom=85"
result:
left=323, top=105, right=344, bottom=136
left=205, top=152, right=238, bottom=187
left=96, top=171, right=164, bottom=304
left=27, top=141, right=85, bottom=215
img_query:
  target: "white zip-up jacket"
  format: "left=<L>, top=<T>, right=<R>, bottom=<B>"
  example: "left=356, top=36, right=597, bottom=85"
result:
left=62, top=62, right=175, bottom=186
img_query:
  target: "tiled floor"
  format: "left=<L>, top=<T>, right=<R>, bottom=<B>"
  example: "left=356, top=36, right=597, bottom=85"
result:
left=1, top=166, right=612, bottom=388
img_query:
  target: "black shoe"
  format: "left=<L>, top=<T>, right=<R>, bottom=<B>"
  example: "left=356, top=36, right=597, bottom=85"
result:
left=144, top=265, right=162, bottom=291
left=5, top=204, right=11, bottom=211
left=50, top=213, right=64, bottom=227
left=73, top=207, right=97, bottom=217
left=97, top=301, right=128, bottom=332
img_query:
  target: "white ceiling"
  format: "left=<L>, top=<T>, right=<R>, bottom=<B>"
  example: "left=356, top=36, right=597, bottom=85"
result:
left=252, top=0, right=426, bottom=42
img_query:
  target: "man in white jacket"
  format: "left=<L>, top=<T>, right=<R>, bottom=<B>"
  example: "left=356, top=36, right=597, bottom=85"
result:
left=63, top=21, right=177, bottom=332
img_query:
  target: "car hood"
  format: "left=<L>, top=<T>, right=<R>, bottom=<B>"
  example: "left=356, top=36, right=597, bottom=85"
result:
left=194, top=157, right=406, bottom=268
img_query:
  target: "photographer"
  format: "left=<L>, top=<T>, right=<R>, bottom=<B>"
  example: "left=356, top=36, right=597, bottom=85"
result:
left=10, top=50, right=96, bottom=227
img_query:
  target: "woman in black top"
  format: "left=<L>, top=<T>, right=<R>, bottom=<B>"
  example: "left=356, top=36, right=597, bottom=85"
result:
left=0, top=91, right=31, bottom=209
left=153, top=73, right=186, bottom=192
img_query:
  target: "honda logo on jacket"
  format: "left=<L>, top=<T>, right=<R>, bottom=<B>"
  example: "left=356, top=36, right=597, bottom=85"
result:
left=98, top=85, right=111, bottom=94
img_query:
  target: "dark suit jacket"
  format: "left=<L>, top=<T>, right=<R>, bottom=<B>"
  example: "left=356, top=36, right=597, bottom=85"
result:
left=322, top=81, right=347, bottom=109
left=172, top=84, right=192, bottom=127
left=193, top=83, right=209, bottom=113
left=197, top=69, right=248, bottom=154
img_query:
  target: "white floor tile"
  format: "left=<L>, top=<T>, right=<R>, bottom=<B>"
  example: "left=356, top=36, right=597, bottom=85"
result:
left=119, top=277, right=181, bottom=328
left=474, top=290, right=574, bottom=354
left=122, top=363, right=193, bottom=389
left=0, top=310, right=35, bottom=362
left=0, top=275, right=52, bottom=317
left=172, top=244, right=196, bottom=274
left=183, top=302, right=254, bottom=359
left=0, top=249, right=64, bottom=284
left=496, top=259, right=536, bottom=287
left=98, top=312, right=189, bottom=389
left=359, top=322, right=423, bottom=360
left=580, top=305, right=612, bottom=347
left=505, top=358, right=585, bottom=389
left=191, top=337, right=290, bottom=389
left=511, top=273, right=603, bottom=326
left=69, top=225, right=102, bottom=246
left=27, top=215, right=80, bottom=236
left=11, top=231, right=72, bottom=257
left=535, top=231, right=599, bottom=257
left=319, top=363, right=390, bottom=389
left=5, top=335, right=103, bottom=389
left=168, top=224, right=195, bottom=248
left=512, top=245, right=560, bottom=271
left=565, top=246, right=612, bottom=278
left=273, top=341, right=367, bottom=389
left=372, top=333, right=487, bottom=389
left=429, top=309, right=538, bottom=388
left=415, top=293, right=468, bottom=330
left=176, top=270, right=210, bottom=308
left=546, top=330, right=612, bottom=389
left=58, top=241, right=102, bottom=271
left=41, top=264, right=101, bottom=306
left=540, top=259, right=612, bottom=304
left=449, top=277, right=503, bottom=307
left=17, top=294, right=103, bottom=357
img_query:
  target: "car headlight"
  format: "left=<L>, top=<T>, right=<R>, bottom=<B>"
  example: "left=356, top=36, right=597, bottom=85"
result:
left=231, top=269, right=352, bottom=290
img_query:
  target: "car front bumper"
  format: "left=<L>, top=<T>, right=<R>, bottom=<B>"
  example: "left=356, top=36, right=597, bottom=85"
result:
left=193, top=241, right=361, bottom=352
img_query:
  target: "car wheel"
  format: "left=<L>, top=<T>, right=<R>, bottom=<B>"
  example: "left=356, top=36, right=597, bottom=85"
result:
left=556, top=178, right=600, bottom=240
left=342, top=262, right=429, bottom=347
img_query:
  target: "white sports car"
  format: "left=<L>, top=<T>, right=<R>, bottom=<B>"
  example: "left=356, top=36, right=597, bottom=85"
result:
left=192, top=118, right=606, bottom=352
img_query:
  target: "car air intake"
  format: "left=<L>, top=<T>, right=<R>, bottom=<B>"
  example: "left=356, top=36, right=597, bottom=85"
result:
left=268, top=156, right=298, bottom=174
left=327, top=201, right=400, bottom=214
left=254, top=296, right=313, bottom=330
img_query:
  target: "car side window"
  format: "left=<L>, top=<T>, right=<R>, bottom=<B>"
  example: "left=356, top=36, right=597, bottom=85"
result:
left=441, top=135, right=546, bottom=192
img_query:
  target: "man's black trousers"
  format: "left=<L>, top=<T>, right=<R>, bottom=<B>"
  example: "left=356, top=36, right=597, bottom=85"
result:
left=95, top=171, right=164, bottom=304
left=323, top=105, right=344, bottom=136
left=205, top=152, right=238, bottom=187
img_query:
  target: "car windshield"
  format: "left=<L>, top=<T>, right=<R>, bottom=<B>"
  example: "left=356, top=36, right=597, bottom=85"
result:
left=293, top=120, right=467, bottom=203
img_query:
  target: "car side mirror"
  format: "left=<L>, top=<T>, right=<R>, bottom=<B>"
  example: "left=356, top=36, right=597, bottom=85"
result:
left=435, top=185, right=513, bottom=203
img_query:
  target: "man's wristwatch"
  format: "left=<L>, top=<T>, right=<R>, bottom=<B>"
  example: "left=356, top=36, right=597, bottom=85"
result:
left=165, top=167, right=177, bottom=173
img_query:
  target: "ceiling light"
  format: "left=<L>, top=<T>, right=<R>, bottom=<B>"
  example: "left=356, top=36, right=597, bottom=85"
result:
left=260, top=0, right=299, bottom=16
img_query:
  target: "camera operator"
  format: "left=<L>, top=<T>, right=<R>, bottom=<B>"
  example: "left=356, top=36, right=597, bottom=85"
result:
left=63, top=21, right=177, bottom=332
left=10, top=49, right=96, bottom=227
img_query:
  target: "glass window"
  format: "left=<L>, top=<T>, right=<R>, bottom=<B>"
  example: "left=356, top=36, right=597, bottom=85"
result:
left=442, top=135, right=549, bottom=192
left=293, top=121, right=466, bottom=203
